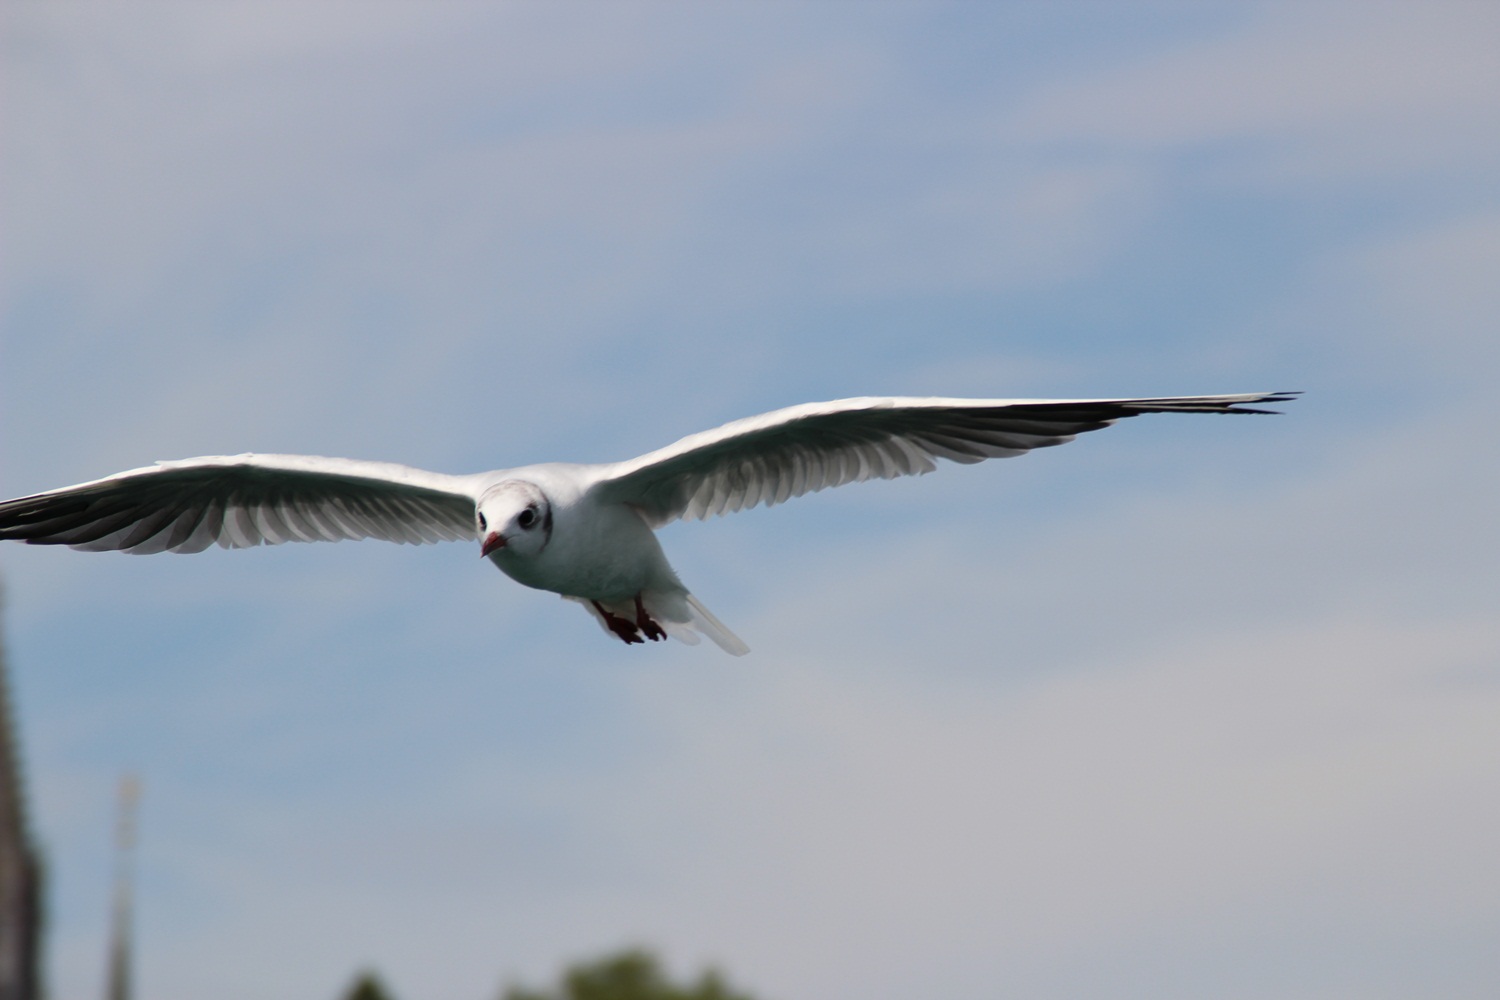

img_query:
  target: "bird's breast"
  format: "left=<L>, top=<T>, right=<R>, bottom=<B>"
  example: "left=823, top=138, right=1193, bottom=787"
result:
left=487, top=501, right=672, bottom=601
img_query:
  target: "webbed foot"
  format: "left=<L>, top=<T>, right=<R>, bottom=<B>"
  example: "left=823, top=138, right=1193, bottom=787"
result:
left=634, top=594, right=667, bottom=642
left=592, top=600, right=644, bottom=644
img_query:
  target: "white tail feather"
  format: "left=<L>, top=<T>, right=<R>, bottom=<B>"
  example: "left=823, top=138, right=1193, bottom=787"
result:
left=682, top=593, right=749, bottom=656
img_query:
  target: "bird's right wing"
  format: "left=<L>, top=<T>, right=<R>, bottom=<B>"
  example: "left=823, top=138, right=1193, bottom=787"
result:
left=0, top=454, right=481, bottom=553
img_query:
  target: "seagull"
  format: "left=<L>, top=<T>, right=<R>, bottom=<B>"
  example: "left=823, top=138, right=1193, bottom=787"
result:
left=0, top=392, right=1296, bottom=654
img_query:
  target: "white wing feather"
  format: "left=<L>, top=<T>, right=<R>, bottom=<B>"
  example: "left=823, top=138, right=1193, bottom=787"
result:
left=0, top=454, right=481, bottom=553
left=593, top=393, right=1297, bottom=526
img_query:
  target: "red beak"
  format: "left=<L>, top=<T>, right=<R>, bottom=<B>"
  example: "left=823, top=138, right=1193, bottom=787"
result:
left=481, top=532, right=505, bottom=557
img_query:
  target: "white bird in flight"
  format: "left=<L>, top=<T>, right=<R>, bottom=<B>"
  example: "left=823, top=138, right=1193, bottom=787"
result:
left=0, top=392, right=1296, bottom=654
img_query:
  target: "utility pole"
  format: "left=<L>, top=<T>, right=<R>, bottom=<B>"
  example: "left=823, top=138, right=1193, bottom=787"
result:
left=105, top=775, right=140, bottom=1000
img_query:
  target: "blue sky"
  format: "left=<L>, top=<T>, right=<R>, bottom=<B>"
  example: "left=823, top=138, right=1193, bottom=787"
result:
left=2, top=2, right=1498, bottom=998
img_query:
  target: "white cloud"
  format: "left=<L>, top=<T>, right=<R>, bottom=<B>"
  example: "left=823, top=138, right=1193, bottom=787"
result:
left=1336, top=212, right=1500, bottom=377
left=615, top=615, right=1499, bottom=997
left=1013, top=1, right=1500, bottom=180
left=106, top=603, right=1498, bottom=998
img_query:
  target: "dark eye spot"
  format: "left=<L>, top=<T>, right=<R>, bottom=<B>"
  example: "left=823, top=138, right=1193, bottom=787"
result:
left=518, top=508, right=537, bottom=529
left=478, top=513, right=488, bottom=532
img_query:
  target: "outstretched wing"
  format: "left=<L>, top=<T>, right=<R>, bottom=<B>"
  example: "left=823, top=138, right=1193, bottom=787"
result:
left=0, top=454, right=480, bottom=553
left=593, top=392, right=1298, bottom=526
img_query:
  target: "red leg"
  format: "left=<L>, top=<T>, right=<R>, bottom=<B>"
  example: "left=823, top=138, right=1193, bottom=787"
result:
left=592, top=600, right=643, bottom=644
left=634, top=594, right=667, bottom=642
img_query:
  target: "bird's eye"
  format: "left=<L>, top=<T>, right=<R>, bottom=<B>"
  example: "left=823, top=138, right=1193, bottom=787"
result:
left=518, top=508, right=537, bottom=529
left=477, top=513, right=488, bottom=532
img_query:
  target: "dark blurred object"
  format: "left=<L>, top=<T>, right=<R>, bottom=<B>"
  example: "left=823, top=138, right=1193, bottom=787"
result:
left=502, top=948, right=758, bottom=1000
left=0, top=582, right=43, bottom=1000
left=341, top=971, right=397, bottom=1000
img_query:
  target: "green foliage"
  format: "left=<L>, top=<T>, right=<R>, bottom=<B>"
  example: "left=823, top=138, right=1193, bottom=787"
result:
left=342, top=971, right=397, bottom=1000
left=501, top=948, right=758, bottom=1000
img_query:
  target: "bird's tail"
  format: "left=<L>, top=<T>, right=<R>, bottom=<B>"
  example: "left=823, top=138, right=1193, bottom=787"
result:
left=677, top=593, right=749, bottom=656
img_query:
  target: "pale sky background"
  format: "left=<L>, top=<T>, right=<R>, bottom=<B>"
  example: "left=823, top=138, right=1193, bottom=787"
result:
left=2, top=3, right=1498, bottom=998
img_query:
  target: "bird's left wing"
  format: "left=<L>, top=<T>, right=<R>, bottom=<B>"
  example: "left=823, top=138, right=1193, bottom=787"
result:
left=0, top=454, right=481, bottom=553
left=592, top=393, right=1298, bottom=527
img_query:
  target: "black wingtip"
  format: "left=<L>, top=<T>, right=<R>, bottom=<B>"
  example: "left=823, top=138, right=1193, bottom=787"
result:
left=1116, top=391, right=1304, bottom=416
left=1234, top=390, right=1302, bottom=415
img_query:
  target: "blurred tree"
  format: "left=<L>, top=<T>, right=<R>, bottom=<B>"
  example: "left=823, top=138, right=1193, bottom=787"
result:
left=342, top=971, right=397, bottom=1000
left=501, top=948, right=757, bottom=1000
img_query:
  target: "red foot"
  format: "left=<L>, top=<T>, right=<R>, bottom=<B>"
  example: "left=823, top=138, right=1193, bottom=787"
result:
left=593, top=600, right=644, bottom=644
left=634, top=595, right=667, bottom=642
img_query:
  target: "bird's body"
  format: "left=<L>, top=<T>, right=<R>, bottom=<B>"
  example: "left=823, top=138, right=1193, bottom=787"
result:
left=0, top=392, right=1297, bottom=654
left=474, top=465, right=728, bottom=649
left=485, top=465, right=655, bottom=599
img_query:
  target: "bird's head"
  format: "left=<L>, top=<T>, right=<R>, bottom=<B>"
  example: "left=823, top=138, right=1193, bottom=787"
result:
left=476, top=480, right=552, bottom=561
